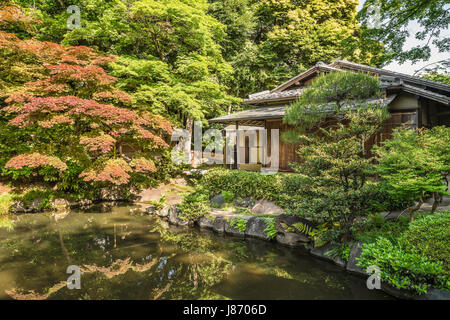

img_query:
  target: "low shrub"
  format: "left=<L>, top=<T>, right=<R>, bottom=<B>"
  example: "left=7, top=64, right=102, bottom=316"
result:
left=354, top=219, right=410, bottom=244
left=221, top=190, right=235, bottom=203
left=400, top=212, right=450, bottom=272
left=263, top=217, right=278, bottom=239
left=177, top=189, right=210, bottom=222
left=358, top=237, right=449, bottom=294
left=201, top=168, right=283, bottom=201
left=229, top=217, right=247, bottom=232
left=0, top=192, right=12, bottom=215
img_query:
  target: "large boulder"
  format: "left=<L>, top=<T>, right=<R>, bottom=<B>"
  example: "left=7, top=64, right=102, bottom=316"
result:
left=156, top=206, right=170, bottom=218
left=212, top=217, right=226, bottom=233
left=197, top=216, right=214, bottom=229
left=346, top=242, right=368, bottom=277
left=210, top=194, right=225, bottom=207
left=251, top=200, right=283, bottom=215
left=276, top=233, right=309, bottom=247
left=245, top=217, right=272, bottom=240
left=235, top=197, right=254, bottom=208
left=167, top=205, right=190, bottom=227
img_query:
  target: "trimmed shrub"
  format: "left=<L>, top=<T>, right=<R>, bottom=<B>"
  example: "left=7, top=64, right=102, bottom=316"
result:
left=201, top=168, right=283, bottom=201
left=400, top=212, right=450, bottom=272
left=358, top=237, right=449, bottom=294
left=177, top=189, right=210, bottom=222
left=221, top=190, right=235, bottom=203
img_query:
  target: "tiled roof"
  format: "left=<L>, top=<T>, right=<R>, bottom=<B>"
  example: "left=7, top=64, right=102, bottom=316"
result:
left=243, top=89, right=303, bottom=104
left=210, top=95, right=397, bottom=124
left=242, top=59, right=450, bottom=105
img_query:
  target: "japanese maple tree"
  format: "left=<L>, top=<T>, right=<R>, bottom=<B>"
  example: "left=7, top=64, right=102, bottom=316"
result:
left=0, top=24, right=172, bottom=198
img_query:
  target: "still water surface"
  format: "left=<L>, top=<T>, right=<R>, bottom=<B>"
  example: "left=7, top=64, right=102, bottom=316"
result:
left=0, top=205, right=391, bottom=300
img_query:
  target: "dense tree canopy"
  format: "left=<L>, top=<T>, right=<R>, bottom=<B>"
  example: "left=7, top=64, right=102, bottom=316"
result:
left=10, top=0, right=239, bottom=124
left=11, top=0, right=387, bottom=103
left=359, top=0, right=450, bottom=63
left=0, top=5, right=173, bottom=198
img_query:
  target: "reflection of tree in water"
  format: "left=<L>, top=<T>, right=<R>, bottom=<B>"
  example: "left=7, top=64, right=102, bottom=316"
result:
left=3, top=218, right=234, bottom=300
left=149, top=221, right=233, bottom=299
left=1, top=211, right=367, bottom=300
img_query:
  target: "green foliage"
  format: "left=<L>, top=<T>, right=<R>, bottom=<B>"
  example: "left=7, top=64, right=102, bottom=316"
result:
left=0, top=192, right=12, bottom=215
left=201, top=167, right=283, bottom=201
left=284, top=73, right=388, bottom=194
left=421, top=72, right=450, bottom=85
left=292, top=222, right=316, bottom=237
left=177, top=189, right=210, bottom=222
left=229, top=216, right=247, bottom=232
left=12, top=0, right=239, bottom=125
left=400, top=212, right=450, bottom=273
left=225, top=0, right=386, bottom=96
left=12, top=189, right=55, bottom=209
left=358, top=237, right=449, bottom=294
left=0, top=216, right=14, bottom=231
left=285, top=72, right=382, bottom=126
left=282, top=72, right=390, bottom=242
left=221, top=190, right=234, bottom=203
left=359, top=0, right=449, bottom=63
left=375, top=127, right=450, bottom=219
left=326, top=243, right=351, bottom=262
left=263, top=217, right=278, bottom=240
left=149, top=194, right=167, bottom=211
left=354, top=217, right=410, bottom=244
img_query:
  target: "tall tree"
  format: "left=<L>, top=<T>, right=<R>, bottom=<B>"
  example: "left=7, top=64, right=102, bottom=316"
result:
left=0, top=16, right=172, bottom=197
left=12, top=0, right=239, bottom=126
left=212, top=0, right=386, bottom=97
left=358, top=0, right=450, bottom=63
left=283, top=71, right=389, bottom=242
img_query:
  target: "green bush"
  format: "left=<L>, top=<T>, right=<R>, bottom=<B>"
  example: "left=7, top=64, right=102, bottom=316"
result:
left=358, top=237, right=449, bottom=294
left=221, top=190, right=235, bottom=203
left=400, top=212, right=450, bottom=272
left=12, top=189, right=56, bottom=210
left=201, top=168, right=283, bottom=201
left=0, top=192, right=12, bottom=215
left=354, top=219, right=410, bottom=244
left=229, top=217, right=247, bottom=232
left=177, top=189, right=211, bottom=222
left=263, top=217, right=278, bottom=239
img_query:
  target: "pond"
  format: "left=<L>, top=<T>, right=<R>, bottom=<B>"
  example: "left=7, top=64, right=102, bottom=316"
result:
left=0, top=205, right=392, bottom=300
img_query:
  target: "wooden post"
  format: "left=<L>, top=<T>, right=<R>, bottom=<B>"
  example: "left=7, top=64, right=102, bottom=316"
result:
left=235, top=121, right=239, bottom=169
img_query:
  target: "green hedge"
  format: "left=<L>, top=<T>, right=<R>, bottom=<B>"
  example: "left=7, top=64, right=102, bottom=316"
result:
left=357, top=213, right=450, bottom=294
left=358, top=237, right=448, bottom=294
left=401, top=212, right=450, bottom=273
left=201, top=168, right=284, bottom=201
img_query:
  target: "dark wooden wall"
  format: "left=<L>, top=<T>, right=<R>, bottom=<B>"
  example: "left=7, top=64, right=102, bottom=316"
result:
left=264, top=111, right=419, bottom=172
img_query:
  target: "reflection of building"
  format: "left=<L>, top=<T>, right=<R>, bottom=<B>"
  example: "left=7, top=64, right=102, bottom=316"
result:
left=210, top=60, right=450, bottom=172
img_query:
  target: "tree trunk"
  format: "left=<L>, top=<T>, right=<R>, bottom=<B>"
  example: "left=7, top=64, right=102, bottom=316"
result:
left=409, top=195, right=424, bottom=222
left=185, top=117, right=194, bottom=165
left=431, top=192, right=442, bottom=214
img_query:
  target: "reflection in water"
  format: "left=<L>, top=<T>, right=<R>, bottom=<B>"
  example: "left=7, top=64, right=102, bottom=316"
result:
left=0, top=205, right=392, bottom=300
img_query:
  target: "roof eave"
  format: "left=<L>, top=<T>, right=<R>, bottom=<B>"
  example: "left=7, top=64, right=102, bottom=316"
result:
left=242, top=96, right=299, bottom=105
